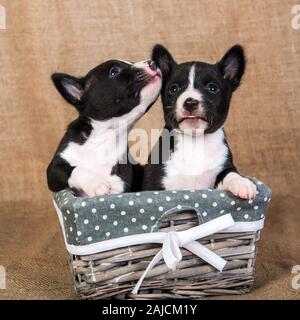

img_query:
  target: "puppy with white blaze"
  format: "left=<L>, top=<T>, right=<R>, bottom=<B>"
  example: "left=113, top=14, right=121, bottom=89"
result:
left=142, top=44, right=256, bottom=199
left=47, top=59, right=162, bottom=197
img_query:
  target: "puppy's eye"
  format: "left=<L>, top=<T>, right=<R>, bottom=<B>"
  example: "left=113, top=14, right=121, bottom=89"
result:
left=109, top=66, right=121, bottom=78
left=168, top=83, right=180, bottom=95
left=206, top=83, right=219, bottom=93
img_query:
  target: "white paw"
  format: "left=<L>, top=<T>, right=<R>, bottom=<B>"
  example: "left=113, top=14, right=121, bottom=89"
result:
left=85, top=181, right=111, bottom=197
left=221, top=173, right=257, bottom=200
left=68, top=167, right=112, bottom=198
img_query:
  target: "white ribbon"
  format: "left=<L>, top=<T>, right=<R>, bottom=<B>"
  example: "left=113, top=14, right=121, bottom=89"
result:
left=132, top=213, right=235, bottom=294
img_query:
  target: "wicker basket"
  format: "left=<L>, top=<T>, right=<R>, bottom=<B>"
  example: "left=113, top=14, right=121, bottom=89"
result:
left=53, top=178, right=271, bottom=300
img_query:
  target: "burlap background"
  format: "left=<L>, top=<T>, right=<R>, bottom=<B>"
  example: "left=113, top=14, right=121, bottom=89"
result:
left=0, top=0, right=299, bottom=299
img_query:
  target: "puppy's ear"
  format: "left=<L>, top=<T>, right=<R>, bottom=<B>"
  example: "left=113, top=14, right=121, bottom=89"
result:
left=152, top=44, right=176, bottom=82
left=51, top=73, right=85, bottom=107
left=218, top=45, right=246, bottom=90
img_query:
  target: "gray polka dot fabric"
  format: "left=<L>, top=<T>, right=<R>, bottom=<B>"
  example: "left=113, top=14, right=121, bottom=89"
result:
left=53, top=177, right=271, bottom=246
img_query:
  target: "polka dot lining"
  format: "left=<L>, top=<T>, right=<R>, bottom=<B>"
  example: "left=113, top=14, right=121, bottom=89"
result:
left=55, top=177, right=271, bottom=245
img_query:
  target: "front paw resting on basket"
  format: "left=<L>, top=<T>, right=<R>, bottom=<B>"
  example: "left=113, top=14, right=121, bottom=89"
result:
left=68, top=167, right=111, bottom=197
left=219, top=172, right=257, bottom=199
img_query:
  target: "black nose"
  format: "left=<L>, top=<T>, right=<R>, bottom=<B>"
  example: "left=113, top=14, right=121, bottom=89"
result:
left=183, top=98, right=199, bottom=111
left=148, top=60, right=157, bottom=71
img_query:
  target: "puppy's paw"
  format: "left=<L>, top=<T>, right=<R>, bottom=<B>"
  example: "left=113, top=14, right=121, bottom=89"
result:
left=221, top=172, right=257, bottom=200
left=68, top=167, right=111, bottom=198
left=86, top=182, right=112, bottom=197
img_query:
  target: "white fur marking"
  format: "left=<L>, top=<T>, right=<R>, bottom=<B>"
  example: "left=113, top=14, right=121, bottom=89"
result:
left=175, top=65, right=203, bottom=116
left=163, top=129, right=228, bottom=190
left=117, top=59, right=133, bottom=65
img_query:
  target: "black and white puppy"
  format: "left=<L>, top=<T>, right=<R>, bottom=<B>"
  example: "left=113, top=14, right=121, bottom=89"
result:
left=47, top=59, right=162, bottom=197
left=142, top=44, right=256, bottom=199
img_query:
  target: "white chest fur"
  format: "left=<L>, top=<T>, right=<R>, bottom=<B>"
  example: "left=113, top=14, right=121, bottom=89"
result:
left=60, top=106, right=149, bottom=195
left=163, top=129, right=228, bottom=190
left=61, top=121, right=128, bottom=174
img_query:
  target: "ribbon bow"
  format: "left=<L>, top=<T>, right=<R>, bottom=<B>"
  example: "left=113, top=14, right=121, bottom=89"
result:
left=132, top=213, right=235, bottom=294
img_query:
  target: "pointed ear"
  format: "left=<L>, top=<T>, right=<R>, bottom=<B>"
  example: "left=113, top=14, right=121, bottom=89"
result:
left=51, top=73, right=85, bottom=106
left=152, top=44, right=176, bottom=82
left=218, top=45, right=246, bottom=89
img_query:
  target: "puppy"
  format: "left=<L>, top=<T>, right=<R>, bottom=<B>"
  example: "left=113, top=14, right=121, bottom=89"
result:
left=47, top=59, right=162, bottom=197
left=142, top=44, right=256, bottom=199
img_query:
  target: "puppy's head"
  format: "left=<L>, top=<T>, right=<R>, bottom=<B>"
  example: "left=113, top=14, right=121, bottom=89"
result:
left=152, top=44, right=246, bottom=134
left=52, top=59, right=162, bottom=124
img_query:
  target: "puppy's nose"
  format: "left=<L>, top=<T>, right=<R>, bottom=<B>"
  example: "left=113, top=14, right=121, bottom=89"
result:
left=147, top=60, right=157, bottom=71
left=183, top=98, right=199, bottom=112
